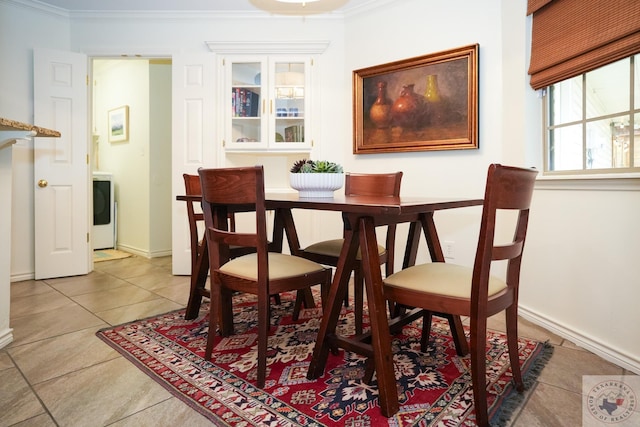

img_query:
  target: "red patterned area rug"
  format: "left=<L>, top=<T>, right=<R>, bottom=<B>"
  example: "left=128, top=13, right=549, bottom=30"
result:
left=97, top=292, right=552, bottom=426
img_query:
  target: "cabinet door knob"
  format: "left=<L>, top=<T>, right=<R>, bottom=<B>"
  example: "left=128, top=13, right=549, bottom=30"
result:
left=38, top=179, right=48, bottom=188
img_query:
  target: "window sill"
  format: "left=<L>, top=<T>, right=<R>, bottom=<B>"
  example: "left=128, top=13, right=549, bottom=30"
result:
left=536, top=173, right=640, bottom=191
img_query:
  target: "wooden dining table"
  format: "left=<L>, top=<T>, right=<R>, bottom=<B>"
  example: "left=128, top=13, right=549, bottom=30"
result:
left=268, top=193, right=483, bottom=416
left=178, top=192, right=482, bottom=417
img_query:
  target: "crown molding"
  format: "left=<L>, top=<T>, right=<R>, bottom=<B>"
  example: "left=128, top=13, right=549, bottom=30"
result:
left=205, top=40, right=330, bottom=55
left=5, top=0, right=391, bottom=20
left=5, top=0, right=347, bottom=20
left=5, top=0, right=69, bottom=18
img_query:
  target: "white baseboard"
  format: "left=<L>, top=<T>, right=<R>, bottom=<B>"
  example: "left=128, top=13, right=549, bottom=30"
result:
left=11, top=272, right=35, bottom=282
left=0, top=327, right=14, bottom=350
left=116, top=244, right=171, bottom=259
left=149, top=249, right=172, bottom=258
left=519, top=306, right=640, bottom=375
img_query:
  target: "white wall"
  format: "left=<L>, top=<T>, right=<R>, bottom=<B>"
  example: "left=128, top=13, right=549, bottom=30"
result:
left=344, top=0, right=509, bottom=266
left=523, top=182, right=640, bottom=372
left=149, top=61, right=172, bottom=256
left=1, top=0, right=638, bottom=373
left=344, top=0, right=640, bottom=373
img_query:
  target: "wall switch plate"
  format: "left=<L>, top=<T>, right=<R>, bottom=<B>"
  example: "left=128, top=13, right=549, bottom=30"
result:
left=444, top=241, right=455, bottom=259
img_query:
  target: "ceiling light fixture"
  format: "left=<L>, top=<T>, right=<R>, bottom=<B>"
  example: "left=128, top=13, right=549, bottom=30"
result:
left=249, top=0, right=348, bottom=15
left=275, top=0, right=320, bottom=4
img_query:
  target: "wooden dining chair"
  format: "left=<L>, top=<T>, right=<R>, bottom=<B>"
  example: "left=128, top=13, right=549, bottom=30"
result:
left=183, top=173, right=211, bottom=319
left=382, top=164, right=538, bottom=427
left=298, top=172, right=403, bottom=334
left=182, top=174, right=258, bottom=319
left=199, top=165, right=332, bottom=388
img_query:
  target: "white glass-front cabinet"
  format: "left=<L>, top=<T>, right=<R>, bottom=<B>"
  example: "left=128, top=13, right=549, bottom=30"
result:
left=221, top=55, right=313, bottom=152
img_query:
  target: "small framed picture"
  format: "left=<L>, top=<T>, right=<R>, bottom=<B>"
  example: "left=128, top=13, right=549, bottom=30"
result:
left=108, top=105, right=129, bottom=142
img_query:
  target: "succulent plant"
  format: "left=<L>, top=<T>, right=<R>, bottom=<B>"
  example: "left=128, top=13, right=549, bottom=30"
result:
left=290, top=159, right=343, bottom=173
left=290, top=159, right=313, bottom=173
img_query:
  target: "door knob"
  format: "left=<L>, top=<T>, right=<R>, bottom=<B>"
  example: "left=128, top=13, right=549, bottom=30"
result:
left=38, top=179, right=48, bottom=188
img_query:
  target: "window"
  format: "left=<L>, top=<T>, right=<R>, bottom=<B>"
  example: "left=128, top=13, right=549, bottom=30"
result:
left=544, top=54, right=640, bottom=174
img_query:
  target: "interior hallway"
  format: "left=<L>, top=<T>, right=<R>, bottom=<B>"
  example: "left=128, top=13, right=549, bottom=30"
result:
left=1, top=254, right=635, bottom=426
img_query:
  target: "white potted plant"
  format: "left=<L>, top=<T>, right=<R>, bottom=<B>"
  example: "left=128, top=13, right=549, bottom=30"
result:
left=289, top=159, right=344, bottom=198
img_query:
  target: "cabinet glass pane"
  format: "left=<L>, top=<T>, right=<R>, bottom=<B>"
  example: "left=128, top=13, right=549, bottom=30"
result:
left=232, top=62, right=262, bottom=143
left=274, top=61, right=305, bottom=144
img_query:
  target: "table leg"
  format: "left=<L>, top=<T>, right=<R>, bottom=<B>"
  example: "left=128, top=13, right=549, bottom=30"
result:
left=270, top=208, right=286, bottom=253
left=358, top=216, right=399, bottom=417
left=420, top=212, right=469, bottom=356
left=391, top=214, right=470, bottom=355
left=402, top=220, right=422, bottom=269
left=420, top=212, right=445, bottom=262
left=307, top=223, right=359, bottom=379
left=185, top=240, right=209, bottom=320
left=276, top=208, right=315, bottom=308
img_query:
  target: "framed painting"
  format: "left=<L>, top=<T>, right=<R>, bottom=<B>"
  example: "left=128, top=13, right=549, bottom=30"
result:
left=108, top=105, right=129, bottom=143
left=353, top=44, right=478, bottom=154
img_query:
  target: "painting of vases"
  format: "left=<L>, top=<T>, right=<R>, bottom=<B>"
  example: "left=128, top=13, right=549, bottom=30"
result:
left=354, top=44, right=478, bottom=154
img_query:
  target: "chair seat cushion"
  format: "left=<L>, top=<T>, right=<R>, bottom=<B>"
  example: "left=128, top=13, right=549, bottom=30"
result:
left=383, top=262, right=507, bottom=299
left=303, top=239, right=386, bottom=260
left=219, top=253, right=326, bottom=280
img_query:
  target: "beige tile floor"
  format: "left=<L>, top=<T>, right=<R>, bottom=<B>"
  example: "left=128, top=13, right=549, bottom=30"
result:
left=1, top=254, right=636, bottom=426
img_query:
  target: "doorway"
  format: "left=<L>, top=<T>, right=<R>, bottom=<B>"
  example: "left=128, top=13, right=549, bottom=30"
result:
left=91, top=58, right=172, bottom=258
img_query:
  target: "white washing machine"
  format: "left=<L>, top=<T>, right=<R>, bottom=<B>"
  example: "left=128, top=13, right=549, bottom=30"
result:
left=93, top=171, right=116, bottom=249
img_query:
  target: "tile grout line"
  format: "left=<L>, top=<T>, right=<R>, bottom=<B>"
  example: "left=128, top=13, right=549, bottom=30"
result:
left=5, top=351, right=61, bottom=427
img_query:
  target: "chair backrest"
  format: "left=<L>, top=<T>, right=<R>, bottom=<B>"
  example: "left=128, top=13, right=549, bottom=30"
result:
left=345, top=172, right=403, bottom=269
left=472, top=164, right=538, bottom=306
left=183, top=173, right=202, bottom=196
left=183, top=174, right=204, bottom=267
left=184, top=172, right=236, bottom=234
left=345, top=172, right=403, bottom=198
left=198, top=166, right=268, bottom=275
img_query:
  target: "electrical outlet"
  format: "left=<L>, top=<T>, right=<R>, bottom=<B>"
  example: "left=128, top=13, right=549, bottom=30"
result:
left=444, top=241, right=455, bottom=259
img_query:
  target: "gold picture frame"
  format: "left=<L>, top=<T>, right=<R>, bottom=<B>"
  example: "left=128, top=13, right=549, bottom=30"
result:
left=108, top=105, right=129, bottom=143
left=354, top=44, right=478, bottom=154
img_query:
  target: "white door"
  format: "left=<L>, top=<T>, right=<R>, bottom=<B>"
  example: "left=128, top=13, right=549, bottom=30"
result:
left=33, top=48, right=90, bottom=279
left=171, top=53, right=216, bottom=275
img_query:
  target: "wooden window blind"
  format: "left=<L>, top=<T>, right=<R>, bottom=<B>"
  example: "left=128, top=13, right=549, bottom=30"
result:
left=527, top=0, right=640, bottom=90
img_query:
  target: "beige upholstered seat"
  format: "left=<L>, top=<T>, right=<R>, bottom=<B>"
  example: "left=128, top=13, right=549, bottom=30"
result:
left=384, top=263, right=508, bottom=299
left=199, top=165, right=332, bottom=389
left=219, top=252, right=330, bottom=280
left=383, top=164, right=538, bottom=427
left=303, top=239, right=386, bottom=260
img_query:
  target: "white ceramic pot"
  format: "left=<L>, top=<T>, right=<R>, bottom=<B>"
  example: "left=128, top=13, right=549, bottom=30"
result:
left=289, top=172, right=344, bottom=198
